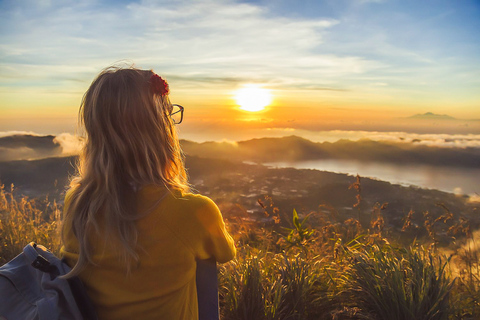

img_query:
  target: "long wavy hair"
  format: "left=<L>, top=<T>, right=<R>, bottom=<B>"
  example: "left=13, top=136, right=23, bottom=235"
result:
left=64, top=66, right=189, bottom=276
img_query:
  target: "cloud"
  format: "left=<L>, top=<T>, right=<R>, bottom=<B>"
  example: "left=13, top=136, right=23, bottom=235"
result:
left=53, top=133, right=83, bottom=156
left=320, top=131, right=480, bottom=149
left=0, top=132, right=82, bottom=161
left=468, top=194, right=480, bottom=203
left=0, top=0, right=382, bottom=92
left=1, top=0, right=479, bottom=127
left=218, top=139, right=239, bottom=147
left=266, top=128, right=296, bottom=132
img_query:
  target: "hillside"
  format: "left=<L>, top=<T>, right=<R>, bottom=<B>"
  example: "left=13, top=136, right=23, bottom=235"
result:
left=0, top=134, right=64, bottom=161
left=181, top=136, right=480, bottom=168
left=1, top=155, right=477, bottom=247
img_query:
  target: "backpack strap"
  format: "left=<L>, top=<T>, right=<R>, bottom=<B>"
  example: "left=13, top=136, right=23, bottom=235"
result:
left=24, top=243, right=59, bottom=278
left=28, top=243, right=99, bottom=320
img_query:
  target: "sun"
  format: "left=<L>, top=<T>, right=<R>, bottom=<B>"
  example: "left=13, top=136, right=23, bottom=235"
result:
left=235, top=85, right=272, bottom=112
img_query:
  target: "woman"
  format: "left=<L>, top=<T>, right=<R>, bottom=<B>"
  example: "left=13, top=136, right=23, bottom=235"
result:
left=61, top=66, right=236, bottom=320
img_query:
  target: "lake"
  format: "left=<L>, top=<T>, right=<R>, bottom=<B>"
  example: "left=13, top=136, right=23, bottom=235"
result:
left=266, top=159, right=480, bottom=197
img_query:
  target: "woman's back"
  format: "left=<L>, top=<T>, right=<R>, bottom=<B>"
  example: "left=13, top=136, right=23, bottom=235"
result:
left=62, top=185, right=235, bottom=320
left=60, top=65, right=235, bottom=319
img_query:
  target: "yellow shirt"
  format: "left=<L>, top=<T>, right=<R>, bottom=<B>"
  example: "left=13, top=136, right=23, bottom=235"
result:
left=61, top=185, right=236, bottom=320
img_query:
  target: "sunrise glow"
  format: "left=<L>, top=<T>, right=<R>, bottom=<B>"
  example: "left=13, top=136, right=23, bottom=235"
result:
left=235, top=86, right=272, bottom=112
left=0, top=0, right=479, bottom=137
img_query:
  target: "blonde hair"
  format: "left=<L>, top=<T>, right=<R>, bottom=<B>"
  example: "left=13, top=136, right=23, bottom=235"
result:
left=64, top=66, right=189, bottom=276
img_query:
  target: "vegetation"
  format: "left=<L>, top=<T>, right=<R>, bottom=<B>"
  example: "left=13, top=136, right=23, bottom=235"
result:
left=0, top=184, right=61, bottom=261
left=1, top=181, right=479, bottom=319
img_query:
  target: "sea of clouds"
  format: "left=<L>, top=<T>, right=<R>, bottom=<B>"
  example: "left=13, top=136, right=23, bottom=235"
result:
left=267, top=129, right=480, bottom=149
left=1, top=130, right=480, bottom=163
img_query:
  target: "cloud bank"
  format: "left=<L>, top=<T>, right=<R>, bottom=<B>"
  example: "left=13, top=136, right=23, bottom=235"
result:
left=0, top=133, right=82, bottom=161
left=2, top=130, right=479, bottom=163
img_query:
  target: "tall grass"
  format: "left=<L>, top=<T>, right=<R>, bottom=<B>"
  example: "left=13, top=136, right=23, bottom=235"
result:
left=220, top=254, right=266, bottom=319
left=345, top=245, right=453, bottom=320
left=1, top=182, right=479, bottom=319
left=450, top=231, right=480, bottom=319
left=219, top=250, right=332, bottom=320
left=0, top=184, right=62, bottom=264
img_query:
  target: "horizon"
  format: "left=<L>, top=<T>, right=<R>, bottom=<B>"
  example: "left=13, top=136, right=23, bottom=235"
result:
left=1, top=0, right=480, bottom=139
left=1, top=131, right=480, bottom=199
left=0, top=110, right=479, bottom=142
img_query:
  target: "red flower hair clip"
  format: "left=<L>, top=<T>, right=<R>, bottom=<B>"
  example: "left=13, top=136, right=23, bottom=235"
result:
left=150, top=73, right=169, bottom=96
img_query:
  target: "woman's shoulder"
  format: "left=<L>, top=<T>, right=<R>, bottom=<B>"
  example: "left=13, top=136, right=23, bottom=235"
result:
left=170, top=191, right=220, bottom=217
left=175, top=191, right=215, bottom=205
left=139, top=185, right=218, bottom=213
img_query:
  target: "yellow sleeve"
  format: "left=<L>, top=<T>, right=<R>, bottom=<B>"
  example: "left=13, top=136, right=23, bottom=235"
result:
left=191, top=196, right=236, bottom=263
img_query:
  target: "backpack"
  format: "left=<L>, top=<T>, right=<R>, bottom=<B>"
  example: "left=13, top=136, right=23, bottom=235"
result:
left=0, top=242, right=97, bottom=320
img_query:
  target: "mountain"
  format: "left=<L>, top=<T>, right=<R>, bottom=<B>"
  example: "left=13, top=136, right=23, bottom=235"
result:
left=182, top=136, right=327, bottom=163
left=0, top=156, right=75, bottom=199
left=0, top=134, right=63, bottom=161
left=408, top=112, right=456, bottom=120
left=2, top=133, right=479, bottom=169
left=181, top=135, right=480, bottom=168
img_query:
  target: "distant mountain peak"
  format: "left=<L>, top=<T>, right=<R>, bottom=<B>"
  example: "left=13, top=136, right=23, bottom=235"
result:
left=409, top=112, right=456, bottom=120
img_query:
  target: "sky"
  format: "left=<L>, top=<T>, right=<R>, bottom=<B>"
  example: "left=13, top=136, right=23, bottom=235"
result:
left=1, top=0, right=479, bottom=141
